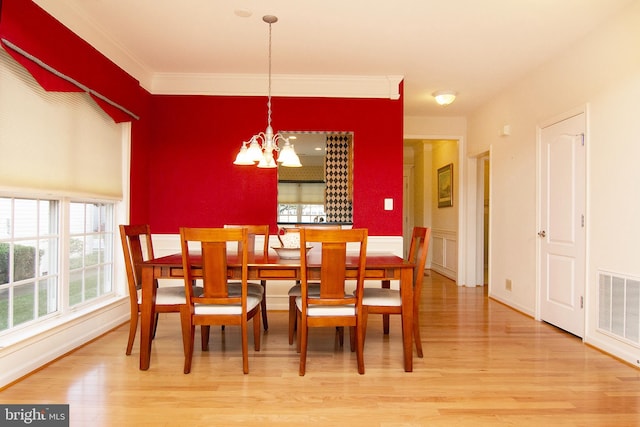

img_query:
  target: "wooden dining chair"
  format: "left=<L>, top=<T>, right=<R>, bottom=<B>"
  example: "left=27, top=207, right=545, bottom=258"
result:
left=361, top=226, right=430, bottom=358
left=295, top=228, right=368, bottom=376
left=179, top=227, right=262, bottom=374
left=119, top=224, right=187, bottom=355
left=286, top=224, right=342, bottom=345
left=224, top=224, right=270, bottom=330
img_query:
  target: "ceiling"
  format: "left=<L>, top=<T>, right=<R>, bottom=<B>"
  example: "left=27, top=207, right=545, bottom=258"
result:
left=35, top=0, right=634, bottom=117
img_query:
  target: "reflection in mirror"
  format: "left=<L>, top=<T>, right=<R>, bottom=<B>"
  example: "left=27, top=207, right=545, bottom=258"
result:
left=277, top=131, right=353, bottom=224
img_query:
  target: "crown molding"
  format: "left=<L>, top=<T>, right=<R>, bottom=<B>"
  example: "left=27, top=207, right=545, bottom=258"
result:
left=149, top=73, right=403, bottom=100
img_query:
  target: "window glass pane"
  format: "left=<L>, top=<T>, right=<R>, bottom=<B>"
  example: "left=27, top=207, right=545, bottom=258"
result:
left=14, top=240, right=37, bottom=282
left=0, top=243, right=8, bottom=285
left=102, top=266, right=112, bottom=294
left=69, top=203, right=85, bottom=234
left=69, top=237, right=84, bottom=269
left=84, top=267, right=99, bottom=300
left=0, top=197, right=10, bottom=239
left=14, top=199, right=37, bottom=238
left=69, top=270, right=83, bottom=306
left=40, top=238, right=58, bottom=276
left=39, top=200, right=57, bottom=235
left=0, top=288, right=8, bottom=331
left=38, top=277, right=58, bottom=316
left=13, top=282, right=35, bottom=326
left=85, top=235, right=100, bottom=267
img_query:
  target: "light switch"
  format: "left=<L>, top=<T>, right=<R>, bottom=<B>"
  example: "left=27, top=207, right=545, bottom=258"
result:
left=384, top=198, right=393, bottom=211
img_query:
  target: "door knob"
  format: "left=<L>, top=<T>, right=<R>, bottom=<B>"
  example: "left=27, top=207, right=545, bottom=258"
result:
left=538, top=230, right=546, bottom=237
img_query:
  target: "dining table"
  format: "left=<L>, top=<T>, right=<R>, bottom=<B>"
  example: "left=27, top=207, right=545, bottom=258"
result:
left=138, top=249, right=416, bottom=372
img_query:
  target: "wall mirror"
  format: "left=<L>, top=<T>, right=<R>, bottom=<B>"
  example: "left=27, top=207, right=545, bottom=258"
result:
left=277, top=131, right=353, bottom=225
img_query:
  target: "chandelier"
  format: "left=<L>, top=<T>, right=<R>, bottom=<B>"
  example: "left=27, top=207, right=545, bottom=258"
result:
left=233, top=15, right=301, bottom=168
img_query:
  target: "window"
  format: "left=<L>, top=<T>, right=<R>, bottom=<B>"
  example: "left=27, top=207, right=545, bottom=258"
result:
left=68, top=202, right=114, bottom=307
left=277, top=182, right=326, bottom=223
left=0, top=197, right=115, bottom=334
left=0, top=197, right=59, bottom=331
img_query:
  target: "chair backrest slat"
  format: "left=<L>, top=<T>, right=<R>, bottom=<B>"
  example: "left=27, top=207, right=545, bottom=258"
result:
left=299, top=228, right=367, bottom=308
left=320, top=241, right=348, bottom=299
left=180, top=227, right=248, bottom=305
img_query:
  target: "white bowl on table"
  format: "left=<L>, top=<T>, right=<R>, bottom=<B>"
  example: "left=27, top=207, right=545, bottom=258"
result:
left=272, top=246, right=312, bottom=259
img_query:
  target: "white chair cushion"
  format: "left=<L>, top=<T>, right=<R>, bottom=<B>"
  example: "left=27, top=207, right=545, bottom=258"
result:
left=295, top=297, right=356, bottom=316
left=194, top=294, right=262, bottom=315
left=361, top=288, right=402, bottom=307
left=227, top=282, right=265, bottom=298
left=288, top=283, right=321, bottom=297
left=137, top=286, right=187, bottom=305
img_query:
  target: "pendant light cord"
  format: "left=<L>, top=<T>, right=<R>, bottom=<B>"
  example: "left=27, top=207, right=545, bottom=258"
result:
left=267, top=21, right=272, bottom=129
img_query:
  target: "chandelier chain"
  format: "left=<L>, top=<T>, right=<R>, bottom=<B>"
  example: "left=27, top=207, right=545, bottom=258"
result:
left=267, top=21, right=273, bottom=128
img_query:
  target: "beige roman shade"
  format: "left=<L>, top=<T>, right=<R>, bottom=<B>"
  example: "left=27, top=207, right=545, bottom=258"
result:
left=0, top=48, right=123, bottom=198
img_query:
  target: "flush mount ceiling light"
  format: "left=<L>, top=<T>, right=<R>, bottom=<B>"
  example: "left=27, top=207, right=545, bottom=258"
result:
left=432, top=90, right=457, bottom=106
left=233, top=15, right=301, bottom=168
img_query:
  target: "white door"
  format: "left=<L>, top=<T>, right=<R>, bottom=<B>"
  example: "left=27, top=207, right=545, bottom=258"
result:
left=539, top=112, right=586, bottom=337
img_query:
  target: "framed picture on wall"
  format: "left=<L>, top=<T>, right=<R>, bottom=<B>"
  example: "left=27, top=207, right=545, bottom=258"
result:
left=437, top=163, right=453, bottom=208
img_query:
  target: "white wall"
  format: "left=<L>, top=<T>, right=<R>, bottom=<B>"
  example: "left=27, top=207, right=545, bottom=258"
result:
left=467, top=0, right=640, bottom=365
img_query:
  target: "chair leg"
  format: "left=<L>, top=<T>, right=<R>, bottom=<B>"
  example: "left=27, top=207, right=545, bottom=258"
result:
left=349, top=326, right=356, bottom=352
left=152, top=313, right=160, bottom=339
left=180, top=306, right=194, bottom=374
left=356, top=319, right=365, bottom=375
left=201, top=325, right=210, bottom=351
left=296, top=310, right=302, bottom=353
left=241, top=318, right=249, bottom=374
left=414, top=310, right=424, bottom=358
left=298, top=314, right=308, bottom=376
left=361, top=308, right=369, bottom=349
left=253, top=309, right=261, bottom=351
left=288, top=295, right=297, bottom=345
left=261, top=280, right=268, bottom=331
left=126, top=311, right=139, bottom=355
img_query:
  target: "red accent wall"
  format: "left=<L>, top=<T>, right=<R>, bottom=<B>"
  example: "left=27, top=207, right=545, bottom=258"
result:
left=0, top=0, right=142, bottom=120
left=131, top=93, right=404, bottom=236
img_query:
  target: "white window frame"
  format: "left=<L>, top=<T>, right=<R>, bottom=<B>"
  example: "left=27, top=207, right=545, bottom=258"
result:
left=0, top=193, right=122, bottom=339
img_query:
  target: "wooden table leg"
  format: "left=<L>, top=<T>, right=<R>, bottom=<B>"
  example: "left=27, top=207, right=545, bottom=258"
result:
left=400, top=267, right=413, bottom=372
left=139, top=265, right=156, bottom=370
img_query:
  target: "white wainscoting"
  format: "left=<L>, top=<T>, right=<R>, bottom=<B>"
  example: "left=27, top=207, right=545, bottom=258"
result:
left=430, top=228, right=457, bottom=281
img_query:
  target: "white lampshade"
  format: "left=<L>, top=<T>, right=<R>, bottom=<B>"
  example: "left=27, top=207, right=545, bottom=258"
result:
left=233, top=145, right=255, bottom=165
left=257, top=151, right=277, bottom=168
left=278, top=142, right=302, bottom=167
left=246, top=138, right=263, bottom=162
left=433, top=90, right=457, bottom=106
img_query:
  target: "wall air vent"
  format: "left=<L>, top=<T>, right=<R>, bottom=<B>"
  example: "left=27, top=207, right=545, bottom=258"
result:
left=598, top=271, right=640, bottom=347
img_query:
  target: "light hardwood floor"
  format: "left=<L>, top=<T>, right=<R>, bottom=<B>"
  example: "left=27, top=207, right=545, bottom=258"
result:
left=2, top=272, right=639, bottom=426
